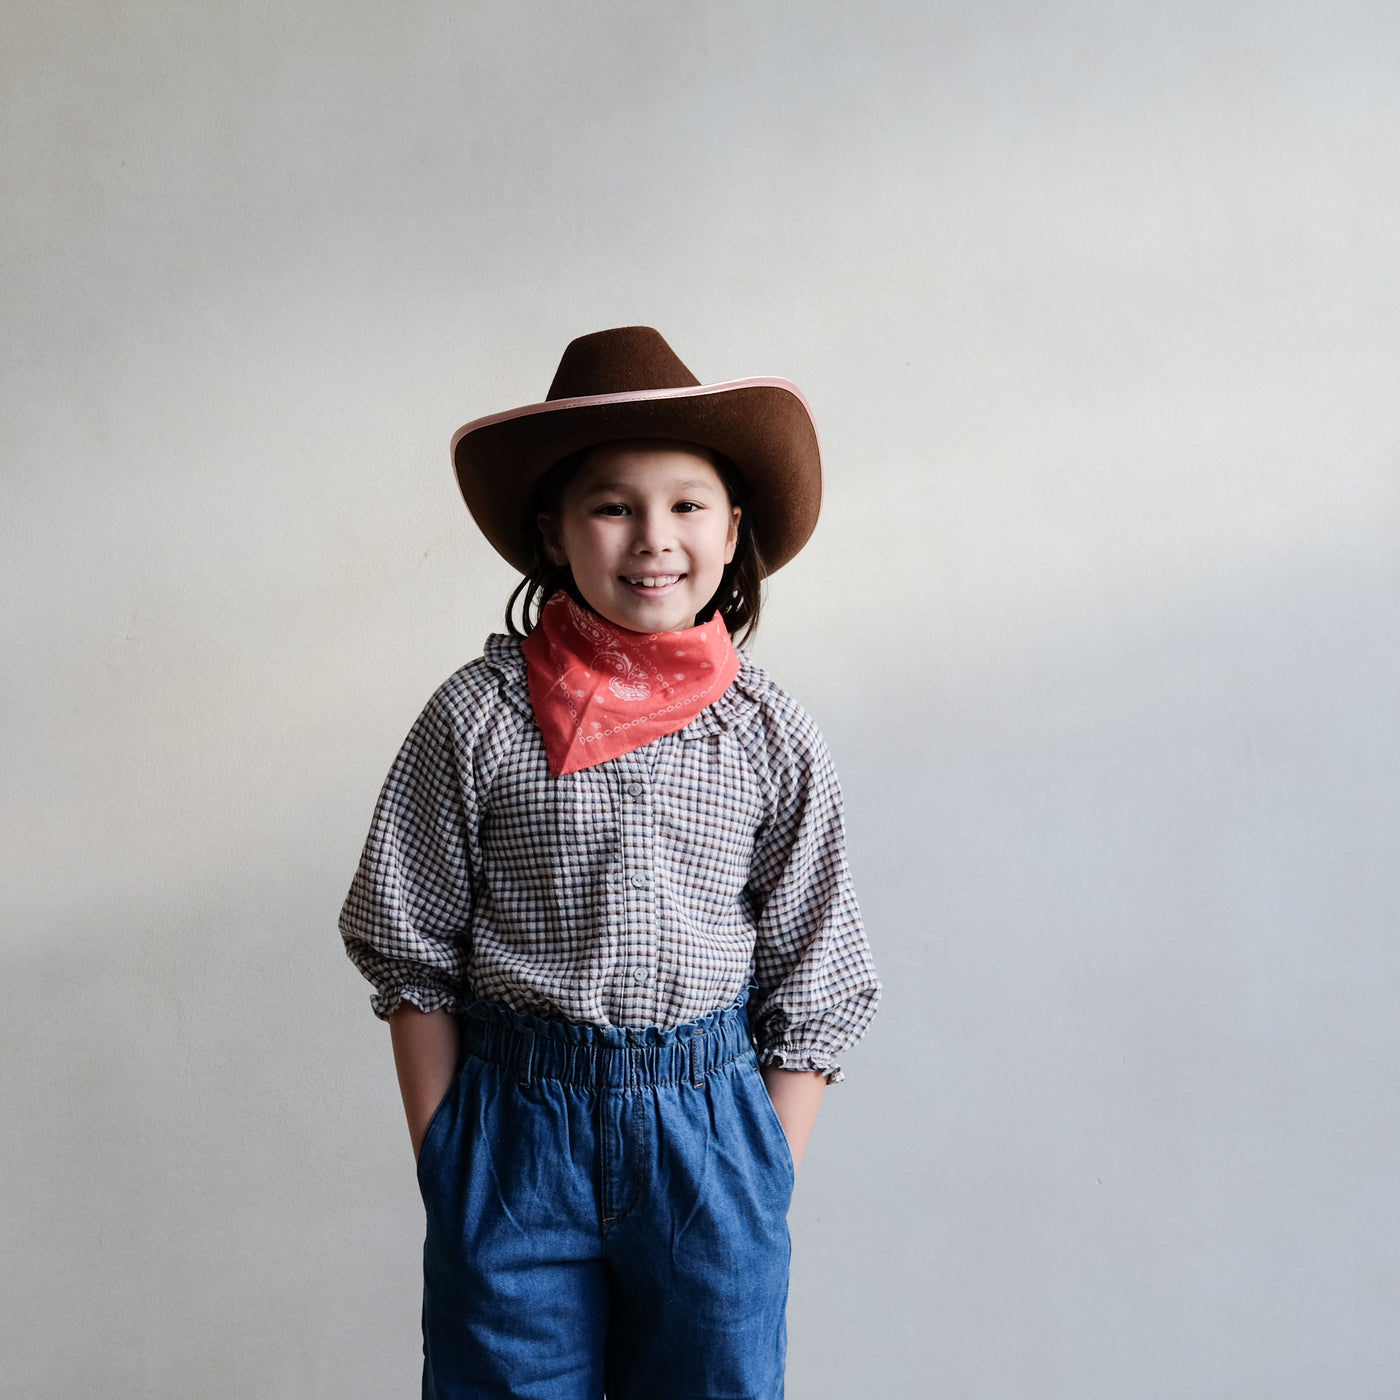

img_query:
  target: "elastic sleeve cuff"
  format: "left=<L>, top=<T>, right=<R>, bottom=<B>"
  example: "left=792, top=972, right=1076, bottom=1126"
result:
left=755, top=1046, right=845, bottom=1085
left=368, top=977, right=462, bottom=1021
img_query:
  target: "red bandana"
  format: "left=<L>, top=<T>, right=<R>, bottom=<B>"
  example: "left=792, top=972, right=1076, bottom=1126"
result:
left=521, top=592, right=742, bottom=776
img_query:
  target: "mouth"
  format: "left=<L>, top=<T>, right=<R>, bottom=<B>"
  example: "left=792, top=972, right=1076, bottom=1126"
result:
left=622, top=573, right=685, bottom=592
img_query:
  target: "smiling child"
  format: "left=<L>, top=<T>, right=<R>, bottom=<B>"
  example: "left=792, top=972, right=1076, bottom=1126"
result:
left=340, top=326, right=880, bottom=1400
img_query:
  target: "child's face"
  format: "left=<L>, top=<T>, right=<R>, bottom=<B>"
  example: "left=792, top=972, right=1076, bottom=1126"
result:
left=542, top=442, right=741, bottom=634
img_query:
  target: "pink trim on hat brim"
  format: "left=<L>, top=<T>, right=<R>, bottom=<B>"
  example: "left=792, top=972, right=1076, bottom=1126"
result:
left=449, top=376, right=817, bottom=459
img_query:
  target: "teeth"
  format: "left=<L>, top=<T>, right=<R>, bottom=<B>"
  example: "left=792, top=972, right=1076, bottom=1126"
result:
left=629, top=575, right=680, bottom=587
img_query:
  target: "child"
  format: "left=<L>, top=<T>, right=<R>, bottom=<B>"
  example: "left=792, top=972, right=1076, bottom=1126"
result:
left=340, top=326, right=880, bottom=1400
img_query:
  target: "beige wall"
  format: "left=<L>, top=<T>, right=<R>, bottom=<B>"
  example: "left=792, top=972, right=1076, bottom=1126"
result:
left=5, top=2, right=1400, bottom=1395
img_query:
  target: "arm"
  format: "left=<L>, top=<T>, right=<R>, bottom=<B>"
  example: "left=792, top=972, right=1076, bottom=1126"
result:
left=761, top=1065, right=826, bottom=1171
left=746, top=703, right=881, bottom=1097
left=340, top=681, right=481, bottom=1023
left=341, top=685, right=482, bottom=1158
left=389, top=1005, right=460, bottom=1160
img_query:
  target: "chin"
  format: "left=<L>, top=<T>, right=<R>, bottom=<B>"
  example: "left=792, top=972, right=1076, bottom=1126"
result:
left=603, top=595, right=701, bottom=635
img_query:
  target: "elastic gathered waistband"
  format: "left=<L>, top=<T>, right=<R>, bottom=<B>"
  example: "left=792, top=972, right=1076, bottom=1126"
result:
left=459, top=989, right=756, bottom=1090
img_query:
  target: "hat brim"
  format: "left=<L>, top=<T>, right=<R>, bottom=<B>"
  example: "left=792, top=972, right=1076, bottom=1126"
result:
left=451, top=378, right=822, bottom=576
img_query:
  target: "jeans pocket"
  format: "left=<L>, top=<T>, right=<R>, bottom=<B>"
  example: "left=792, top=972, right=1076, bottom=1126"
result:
left=415, top=1065, right=464, bottom=1194
left=747, top=1062, right=796, bottom=1188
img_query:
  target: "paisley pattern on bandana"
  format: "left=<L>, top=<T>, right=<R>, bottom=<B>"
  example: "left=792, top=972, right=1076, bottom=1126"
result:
left=521, top=592, right=742, bottom=776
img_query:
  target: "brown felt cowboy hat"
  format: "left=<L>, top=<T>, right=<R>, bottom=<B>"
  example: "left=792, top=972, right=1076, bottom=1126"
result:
left=451, top=327, right=822, bottom=576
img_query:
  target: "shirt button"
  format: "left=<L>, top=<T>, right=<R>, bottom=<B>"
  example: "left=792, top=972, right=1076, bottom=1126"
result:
left=625, top=782, right=645, bottom=797
left=629, top=873, right=649, bottom=889
left=631, top=966, right=649, bottom=985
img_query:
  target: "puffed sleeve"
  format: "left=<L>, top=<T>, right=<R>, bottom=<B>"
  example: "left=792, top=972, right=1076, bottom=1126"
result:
left=744, top=701, right=880, bottom=1083
left=339, top=685, right=477, bottom=1020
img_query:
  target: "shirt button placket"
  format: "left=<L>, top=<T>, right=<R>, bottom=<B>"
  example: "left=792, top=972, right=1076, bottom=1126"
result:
left=619, top=760, right=656, bottom=1013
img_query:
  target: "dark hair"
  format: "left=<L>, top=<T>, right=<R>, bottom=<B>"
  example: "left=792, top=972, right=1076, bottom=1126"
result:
left=504, top=443, right=766, bottom=646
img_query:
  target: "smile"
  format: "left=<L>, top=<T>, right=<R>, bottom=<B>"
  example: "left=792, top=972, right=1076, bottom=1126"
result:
left=623, top=574, right=684, bottom=588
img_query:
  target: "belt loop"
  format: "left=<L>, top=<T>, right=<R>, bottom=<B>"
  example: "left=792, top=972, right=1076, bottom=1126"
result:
left=689, top=1030, right=707, bottom=1090
left=517, top=1028, right=535, bottom=1087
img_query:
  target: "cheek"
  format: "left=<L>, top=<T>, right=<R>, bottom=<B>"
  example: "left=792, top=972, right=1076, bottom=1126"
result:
left=569, top=525, right=631, bottom=585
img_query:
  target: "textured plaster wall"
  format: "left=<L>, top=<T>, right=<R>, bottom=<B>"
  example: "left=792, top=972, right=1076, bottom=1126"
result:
left=4, top=2, right=1399, bottom=1396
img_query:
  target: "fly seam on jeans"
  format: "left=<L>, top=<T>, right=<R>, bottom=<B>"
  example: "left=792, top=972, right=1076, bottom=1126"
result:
left=689, top=1030, right=708, bottom=1089
left=620, top=1082, right=645, bottom=1222
left=599, top=1087, right=617, bottom=1229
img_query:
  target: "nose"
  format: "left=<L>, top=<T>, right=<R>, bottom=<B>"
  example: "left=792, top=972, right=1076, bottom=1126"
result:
left=632, top=504, right=675, bottom=554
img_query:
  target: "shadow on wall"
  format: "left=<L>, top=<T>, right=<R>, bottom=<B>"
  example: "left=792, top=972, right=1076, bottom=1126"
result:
left=797, top=528, right=1400, bottom=1398
left=0, top=871, right=424, bottom=1399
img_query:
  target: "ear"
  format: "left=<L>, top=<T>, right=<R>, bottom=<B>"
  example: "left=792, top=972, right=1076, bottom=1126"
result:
left=723, top=506, right=741, bottom=565
left=538, top=512, right=569, bottom=568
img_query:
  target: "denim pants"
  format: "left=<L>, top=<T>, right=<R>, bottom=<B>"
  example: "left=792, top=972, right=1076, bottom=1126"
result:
left=416, top=990, right=795, bottom=1400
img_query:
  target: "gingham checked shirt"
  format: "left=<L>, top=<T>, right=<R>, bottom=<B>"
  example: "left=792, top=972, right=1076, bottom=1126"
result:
left=339, top=634, right=880, bottom=1080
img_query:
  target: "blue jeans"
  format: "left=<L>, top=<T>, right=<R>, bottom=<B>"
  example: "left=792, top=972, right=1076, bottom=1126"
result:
left=417, top=990, right=795, bottom=1400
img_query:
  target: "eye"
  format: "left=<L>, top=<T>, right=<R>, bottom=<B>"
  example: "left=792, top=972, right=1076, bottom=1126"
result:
left=672, top=500, right=702, bottom=513
left=595, top=502, right=631, bottom=516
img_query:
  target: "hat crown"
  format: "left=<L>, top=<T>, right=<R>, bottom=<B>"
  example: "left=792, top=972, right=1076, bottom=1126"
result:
left=546, top=326, right=701, bottom=401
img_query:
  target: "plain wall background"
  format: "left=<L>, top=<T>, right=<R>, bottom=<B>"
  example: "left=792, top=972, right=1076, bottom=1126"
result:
left=4, top=2, right=1399, bottom=1396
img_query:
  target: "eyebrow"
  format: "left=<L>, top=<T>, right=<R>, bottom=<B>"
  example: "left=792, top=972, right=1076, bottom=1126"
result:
left=579, top=479, right=721, bottom=496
